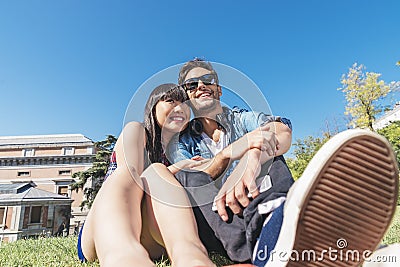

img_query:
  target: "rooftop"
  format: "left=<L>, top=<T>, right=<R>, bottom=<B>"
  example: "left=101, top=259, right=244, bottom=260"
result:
left=0, top=182, right=70, bottom=202
left=374, top=104, right=400, bottom=123
left=0, top=134, right=94, bottom=148
left=0, top=182, right=34, bottom=194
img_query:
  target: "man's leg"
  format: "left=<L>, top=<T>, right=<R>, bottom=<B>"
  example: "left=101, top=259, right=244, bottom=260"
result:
left=175, top=170, right=251, bottom=262
left=174, top=157, right=294, bottom=264
left=244, top=156, right=295, bottom=251
left=253, top=129, right=399, bottom=267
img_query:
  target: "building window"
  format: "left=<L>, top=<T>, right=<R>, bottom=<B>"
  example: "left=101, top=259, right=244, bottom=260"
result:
left=17, top=171, right=30, bottom=177
left=30, top=206, right=42, bottom=223
left=22, top=149, right=35, bottom=157
left=58, top=170, right=71, bottom=176
left=0, top=207, right=5, bottom=226
left=62, top=147, right=74, bottom=155
left=58, top=186, right=69, bottom=197
left=87, top=146, right=94, bottom=154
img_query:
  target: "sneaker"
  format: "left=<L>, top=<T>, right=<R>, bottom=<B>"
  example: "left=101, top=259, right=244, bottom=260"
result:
left=261, top=129, right=399, bottom=267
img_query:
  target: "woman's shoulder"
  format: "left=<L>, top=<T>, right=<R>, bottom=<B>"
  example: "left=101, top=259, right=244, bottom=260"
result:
left=123, top=121, right=145, bottom=130
left=115, top=121, right=146, bottom=148
left=121, top=121, right=146, bottom=136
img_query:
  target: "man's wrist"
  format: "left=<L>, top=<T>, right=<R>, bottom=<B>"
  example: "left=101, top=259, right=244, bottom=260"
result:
left=247, top=148, right=262, bottom=159
left=219, top=146, right=231, bottom=161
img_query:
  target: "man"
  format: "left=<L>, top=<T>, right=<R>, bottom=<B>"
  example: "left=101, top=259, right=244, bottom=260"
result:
left=168, top=58, right=295, bottom=262
left=168, top=59, right=399, bottom=266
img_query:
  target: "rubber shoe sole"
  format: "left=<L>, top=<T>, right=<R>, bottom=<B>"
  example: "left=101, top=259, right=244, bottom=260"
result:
left=267, top=129, right=399, bottom=267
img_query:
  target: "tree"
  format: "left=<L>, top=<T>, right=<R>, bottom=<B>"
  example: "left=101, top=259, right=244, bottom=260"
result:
left=286, top=134, right=330, bottom=180
left=338, top=63, right=394, bottom=130
left=70, top=135, right=117, bottom=209
left=377, top=121, right=400, bottom=166
left=377, top=121, right=400, bottom=205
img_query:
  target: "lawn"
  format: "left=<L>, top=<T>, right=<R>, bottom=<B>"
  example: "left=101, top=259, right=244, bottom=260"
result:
left=0, top=207, right=399, bottom=267
left=0, top=236, right=232, bottom=267
left=382, top=205, right=400, bottom=244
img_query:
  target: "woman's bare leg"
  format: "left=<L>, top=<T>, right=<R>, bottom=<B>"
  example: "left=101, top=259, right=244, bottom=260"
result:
left=82, top=121, right=159, bottom=265
left=80, top=166, right=156, bottom=267
left=80, top=121, right=214, bottom=266
left=142, top=163, right=215, bottom=267
left=140, top=198, right=167, bottom=259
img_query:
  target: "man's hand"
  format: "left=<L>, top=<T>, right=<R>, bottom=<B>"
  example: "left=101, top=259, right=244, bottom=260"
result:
left=201, top=121, right=291, bottom=181
left=220, top=124, right=278, bottom=162
left=214, top=149, right=270, bottom=221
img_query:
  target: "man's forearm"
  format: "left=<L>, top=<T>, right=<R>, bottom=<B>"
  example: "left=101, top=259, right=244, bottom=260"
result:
left=197, top=121, right=291, bottom=179
left=202, top=151, right=231, bottom=180
left=268, top=121, right=292, bottom=156
left=201, top=143, right=273, bottom=180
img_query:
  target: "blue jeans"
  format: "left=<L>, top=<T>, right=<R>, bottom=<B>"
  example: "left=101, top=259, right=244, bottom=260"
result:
left=174, top=155, right=294, bottom=263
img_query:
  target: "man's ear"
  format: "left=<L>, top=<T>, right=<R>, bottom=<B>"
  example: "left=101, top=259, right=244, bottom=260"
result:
left=217, top=85, right=222, bottom=97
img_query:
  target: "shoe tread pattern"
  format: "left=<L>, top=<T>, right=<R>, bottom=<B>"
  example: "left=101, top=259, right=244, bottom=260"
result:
left=288, top=136, right=399, bottom=267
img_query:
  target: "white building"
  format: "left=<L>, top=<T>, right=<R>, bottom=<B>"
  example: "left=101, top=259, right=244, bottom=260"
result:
left=0, top=134, right=95, bottom=241
left=0, top=182, right=73, bottom=243
left=373, top=103, right=400, bottom=130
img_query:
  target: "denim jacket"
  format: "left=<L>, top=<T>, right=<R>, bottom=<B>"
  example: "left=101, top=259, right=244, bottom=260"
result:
left=167, top=106, right=292, bottom=181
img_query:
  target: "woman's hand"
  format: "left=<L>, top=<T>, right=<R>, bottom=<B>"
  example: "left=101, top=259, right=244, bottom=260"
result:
left=167, top=156, right=208, bottom=175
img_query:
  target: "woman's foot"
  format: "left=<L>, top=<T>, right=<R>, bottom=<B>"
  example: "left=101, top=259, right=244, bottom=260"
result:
left=170, top=241, right=216, bottom=267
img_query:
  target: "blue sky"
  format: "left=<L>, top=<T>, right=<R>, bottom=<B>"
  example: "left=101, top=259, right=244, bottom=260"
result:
left=1, top=0, right=399, bottom=154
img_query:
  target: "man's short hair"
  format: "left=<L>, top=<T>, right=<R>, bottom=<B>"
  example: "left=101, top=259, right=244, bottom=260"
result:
left=178, top=58, right=219, bottom=85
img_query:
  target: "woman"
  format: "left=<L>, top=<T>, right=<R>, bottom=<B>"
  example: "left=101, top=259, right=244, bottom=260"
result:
left=78, top=84, right=216, bottom=267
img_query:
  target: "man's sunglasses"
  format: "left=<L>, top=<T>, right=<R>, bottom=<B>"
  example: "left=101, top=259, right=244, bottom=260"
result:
left=183, top=73, right=217, bottom=92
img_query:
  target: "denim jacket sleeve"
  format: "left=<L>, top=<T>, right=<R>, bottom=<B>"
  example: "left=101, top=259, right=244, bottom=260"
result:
left=232, top=107, right=291, bottom=133
left=167, top=130, right=208, bottom=163
left=166, top=134, right=192, bottom=163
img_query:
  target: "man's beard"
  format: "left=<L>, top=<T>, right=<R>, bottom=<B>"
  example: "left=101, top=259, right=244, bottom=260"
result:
left=190, top=98, right=221, bottom=117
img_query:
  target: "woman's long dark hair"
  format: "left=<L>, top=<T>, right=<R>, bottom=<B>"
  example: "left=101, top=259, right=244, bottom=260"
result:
left=143, top=83, right=188, bottom=164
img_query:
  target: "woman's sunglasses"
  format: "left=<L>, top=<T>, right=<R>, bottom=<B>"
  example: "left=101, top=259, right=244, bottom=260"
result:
left=183, top=73, right=217, bottom=92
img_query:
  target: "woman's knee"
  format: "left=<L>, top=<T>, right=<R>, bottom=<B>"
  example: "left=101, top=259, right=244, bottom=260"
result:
left=106, top=166, right=144, bottom=190
left=147, top=162, right=168, bottom=173
left=144, top=163, right=179, bottom=184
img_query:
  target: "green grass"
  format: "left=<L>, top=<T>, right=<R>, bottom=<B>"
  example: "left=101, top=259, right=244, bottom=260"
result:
left=0, top=236, right=231, bottom=267
left=383, top=205, right=400, bottom=245
left=0, top=236, right=98, bottom=267
left=0, top=207, right=398, bottom=267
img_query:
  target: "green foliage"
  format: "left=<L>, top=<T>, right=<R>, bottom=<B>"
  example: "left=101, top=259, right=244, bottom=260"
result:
left=1, top=219, right=399, bottom=267
left=0, top=236, right=99, bottom=267
left=377, top=121, right=400, bottom=205
left=382, top=206, right=400, bottom=245
left=153, top=253, right=232, bottom=267
left=0, top=236, right=232, bottom=267
left=286, top=134, right=330, bottom=180
left=338, top=63, right=393, bottom=130
left=70, top=135, right=117, bottom=209
left=377, top=121, right=400, bottom=165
